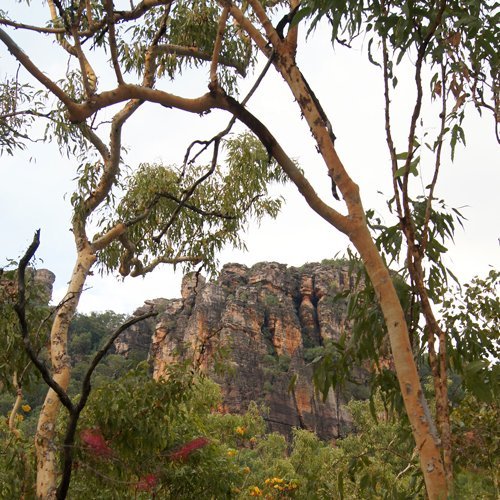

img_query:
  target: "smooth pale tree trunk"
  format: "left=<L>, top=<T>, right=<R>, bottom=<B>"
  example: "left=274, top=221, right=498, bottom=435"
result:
left=228, top=81, right=448, bottom=496
left=217, top=7, right=448, bottom=492
left=349, top=225, right=447, bottom=498
left=35, top=248, right=96, bottom=499
left=272, top=37, right=447, bottom=500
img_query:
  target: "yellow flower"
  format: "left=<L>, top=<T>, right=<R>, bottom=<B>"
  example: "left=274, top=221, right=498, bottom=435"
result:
left=249, top=486, right=263, bottom=496
left=21, top=404, right=31, bottom=412
left=235, top=426, right=246, bottom=436
left=242, top=466, right=251, bottom=474
left=16, top=414, right=24, bottom=421
left=226, top=449, right=237, bottom=457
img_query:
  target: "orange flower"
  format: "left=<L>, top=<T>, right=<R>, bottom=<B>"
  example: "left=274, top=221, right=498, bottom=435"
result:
left=249, top=486, right=263, bottom=496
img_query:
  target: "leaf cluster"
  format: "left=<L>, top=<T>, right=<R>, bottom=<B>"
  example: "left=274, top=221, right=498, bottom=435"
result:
left=119, top=0, right=254, bottom=92
left=97, top=133, right=286, bottom=277
left=68, top=366, right=265, bottom=498
left=0, top=78, right=46, bottom=155
left=441, top=269, right=499, bottom=403
left=0, top=266, right=51, bottom=393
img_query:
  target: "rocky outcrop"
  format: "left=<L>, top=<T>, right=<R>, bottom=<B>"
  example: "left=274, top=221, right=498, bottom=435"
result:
left=114, top=299, right=170, bottom=358
left=33, top=268, right=56, bottom=302
left=0, top=268, right=55, bottom=303
left=151, top=261, right=363, bottom=440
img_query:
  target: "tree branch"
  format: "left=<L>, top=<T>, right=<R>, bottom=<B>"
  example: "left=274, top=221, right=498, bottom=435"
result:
left=104, top=0, right=124, bottom=85
left=0, top=17, right=66, bottom=34
left=156, top=191, right=262, bottom=220
left=183, top=47, right=274, bottom=169
left=13, top=230, right=74, bottom=412
left=82, top=99, right=142, bottom=216
left=57, top=310, right=158, bottom=499
left=0, top=28, right=78, bottom=114
left=153, top=139, right=221, bottom=242
left=153, top=44, right=247, bottom=77
left=210, top=6, right=230, bottom=87
left=218, top=91, right=349, bottom=233
left=421, top=61, right=447, bottom=254
left=130, top=254, right=203, bottom=277
left=381, top=30, right=404, bottom=223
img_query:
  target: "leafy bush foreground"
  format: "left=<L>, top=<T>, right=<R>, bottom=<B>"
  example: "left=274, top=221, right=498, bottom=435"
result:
left=2, top=362, right=497, bottom=499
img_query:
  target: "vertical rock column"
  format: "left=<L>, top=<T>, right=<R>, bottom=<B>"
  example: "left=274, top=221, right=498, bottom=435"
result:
left=298, top=274, right=321, bottom=347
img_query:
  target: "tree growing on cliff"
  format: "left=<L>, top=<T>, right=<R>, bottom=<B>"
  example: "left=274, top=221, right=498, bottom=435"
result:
left=0, top=0, right=497, bottom=498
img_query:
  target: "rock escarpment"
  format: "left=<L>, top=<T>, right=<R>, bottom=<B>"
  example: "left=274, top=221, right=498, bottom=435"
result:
left=0, top=268, right=55, bottom=303
left=151, top=261, right=364, bottom=440
left=114, top=299, right=169, bottom=358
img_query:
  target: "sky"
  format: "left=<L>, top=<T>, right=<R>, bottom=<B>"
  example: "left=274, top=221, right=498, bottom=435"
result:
left=1, top=3, right=498, bottom=314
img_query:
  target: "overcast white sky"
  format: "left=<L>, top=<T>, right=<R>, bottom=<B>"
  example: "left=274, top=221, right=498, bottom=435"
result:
left=1, top=3, right=498, bottom=314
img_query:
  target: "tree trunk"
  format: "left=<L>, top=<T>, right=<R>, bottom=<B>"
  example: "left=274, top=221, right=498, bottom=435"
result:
left=229, top=81, right=448, bottom=496
left=271, top=40, right=448, bottom=499
left=35, top=249, right=95, bottom=499
left=218, top=18, right=449, bottom=490
left=349, top=223, right=447, bottom=498
left=8, top=371, right=23, bottom=433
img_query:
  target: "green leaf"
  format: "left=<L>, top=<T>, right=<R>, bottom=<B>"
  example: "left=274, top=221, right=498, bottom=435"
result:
left=291, top=6, right=312, bottom=27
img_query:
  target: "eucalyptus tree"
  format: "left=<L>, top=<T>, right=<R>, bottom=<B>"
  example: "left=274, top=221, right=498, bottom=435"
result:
left=1, top=2, right=286, bottom=497
left=300, top=0, right=497, bottom=491
left=0, top=0, right=497, bottom=498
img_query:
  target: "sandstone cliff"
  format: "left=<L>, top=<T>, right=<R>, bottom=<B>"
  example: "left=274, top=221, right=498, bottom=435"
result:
left=150, top=261, right=364, bottom=440
left=114, top=298, right=170, bottom=358
left=0, top=267, right=55, bottom=303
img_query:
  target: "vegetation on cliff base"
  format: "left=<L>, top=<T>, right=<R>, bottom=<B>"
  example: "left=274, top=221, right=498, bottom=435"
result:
left=2, top=364, right=497, bottom=498
left=1, top=296, right=498, bottom=498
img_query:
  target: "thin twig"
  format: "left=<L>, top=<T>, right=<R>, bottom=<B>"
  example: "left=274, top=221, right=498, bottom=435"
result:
left=421, top=61, right=447, bottom=254
left=154, top=140, right=221, bottom=242
left=182, top=47, right=275, bottom=171
left=105, top=0, right=124, bottom=85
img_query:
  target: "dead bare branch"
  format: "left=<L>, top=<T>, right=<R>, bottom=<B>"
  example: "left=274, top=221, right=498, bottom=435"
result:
left=14, top=230, right=74, bottom=412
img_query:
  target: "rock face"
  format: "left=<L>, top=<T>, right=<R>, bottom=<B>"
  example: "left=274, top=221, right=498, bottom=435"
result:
left=114, top=298, right=170, bottom=358
left=151, top=261, right=362, bottom=440
left=0, top=268, right=55, bottom=303
left=33, top=269, right=56, bottom=303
